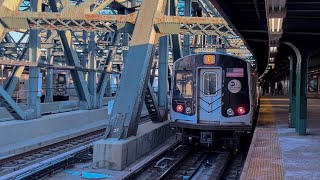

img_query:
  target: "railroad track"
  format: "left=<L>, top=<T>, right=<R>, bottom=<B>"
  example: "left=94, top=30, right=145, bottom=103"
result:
left=0, top=115, right=151, bottom=179
left=123, top=142, right=233, bottom=180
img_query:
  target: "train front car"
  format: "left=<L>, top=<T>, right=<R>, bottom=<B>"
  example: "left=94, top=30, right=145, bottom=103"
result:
left=170, top=53, right=258, bottom=148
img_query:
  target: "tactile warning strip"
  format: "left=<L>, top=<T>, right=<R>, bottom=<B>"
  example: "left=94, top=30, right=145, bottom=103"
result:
left=240, top=128, right=285, bottom=180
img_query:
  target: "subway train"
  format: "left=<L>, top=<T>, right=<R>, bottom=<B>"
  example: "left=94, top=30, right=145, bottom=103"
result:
left=170, top=53, right=260, bottom=148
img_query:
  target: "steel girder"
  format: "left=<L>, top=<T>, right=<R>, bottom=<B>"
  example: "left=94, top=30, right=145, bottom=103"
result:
left=169, top=0, right=182, bottom=62
left=183, top=0, right=191, bottom=56
left=3, top=41, right=28, bottom=95
left=88, top=32, right=97, bottom=108
left=0, top=0, right=24, bottom=41
left=0, top=0, right=26, bottom=95
left=0, top=58, right=120, bottom=74
left=104, top=0, right=167, bottom=139
left=49, top=0, right=92, bottom=109
left=0, top=85, right=26, bottom=120
left=96, top=32, right=121, bottom=108
left=0, top=7, right=225, bottom=35
left=27, top=0, right=42, bottom=119
left=192, top=47, right=251, bottom=57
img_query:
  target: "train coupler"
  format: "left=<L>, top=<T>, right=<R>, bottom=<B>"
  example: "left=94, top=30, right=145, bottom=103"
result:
left=200, top=131, right=213, bottom=144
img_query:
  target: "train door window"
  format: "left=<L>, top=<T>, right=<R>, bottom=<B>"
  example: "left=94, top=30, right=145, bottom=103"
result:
left=58, top=74, right=66, bottom=84
left=203, top=72, right=217, bottom=96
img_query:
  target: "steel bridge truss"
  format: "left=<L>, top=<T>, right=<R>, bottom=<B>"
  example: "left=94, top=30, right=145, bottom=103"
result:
left=0, top=0, right=252, bottom=139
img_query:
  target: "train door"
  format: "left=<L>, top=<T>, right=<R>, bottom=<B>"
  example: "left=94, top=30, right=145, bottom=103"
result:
left=198, top=68, right=222, bottom=123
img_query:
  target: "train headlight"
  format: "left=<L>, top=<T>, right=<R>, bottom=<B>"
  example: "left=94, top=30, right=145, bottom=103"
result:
left=185, top=107, right=192, bottom=114
left=176, top=105, right=184, bottom=113
left=237, top=106, right=246, bottom=115
left=227, top=108, right=235, bottom=116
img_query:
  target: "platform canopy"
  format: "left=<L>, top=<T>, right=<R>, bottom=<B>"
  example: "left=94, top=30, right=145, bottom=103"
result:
left=211, top=0, right=320, bottom=79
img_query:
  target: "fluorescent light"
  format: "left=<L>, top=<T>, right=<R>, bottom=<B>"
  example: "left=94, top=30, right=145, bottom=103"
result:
left=272, top=18, right=275, bottom=32
left=270, top=46, right=277, bottom=52
left=269, top=18, right=283, bottom=33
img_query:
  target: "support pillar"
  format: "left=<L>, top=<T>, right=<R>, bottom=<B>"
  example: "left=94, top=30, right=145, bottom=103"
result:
left=284, top=42, right=308, bottom=135
left=104, top=0, right=166, bottom=139
left=288, top=55, right=296, bottom=128
left=105, top=75, right=112, bottom=97
left=49, top=0, right=92, bottom=110
left=0, top=0, right=24, bottom=41
left=183, top=0, right=191, bottom=56
left=158, top=35, right=169, bottom=112
left=45, top=48, right=53, bottom=103
left=299, top=52, right=308, bottom=135
left=88, top=32, right=97, bottom=108
left=169, top=0, right=182, bottom=61
left=158, top=0, right=169, bottom=112
left=96, top=33, right=121, bottom=108
left=27, top=0, right=42, bottom=119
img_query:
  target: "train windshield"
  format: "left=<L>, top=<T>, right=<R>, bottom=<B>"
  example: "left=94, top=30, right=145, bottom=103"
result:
left=173, top=70, right=193, bottom=98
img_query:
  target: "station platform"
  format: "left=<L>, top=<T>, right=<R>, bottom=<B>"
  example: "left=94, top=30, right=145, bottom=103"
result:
left=241, top=97, right=320, bottom=180
left=0, top=97, right=112, bottom=121
left=0, top=97, right=148, bottom=159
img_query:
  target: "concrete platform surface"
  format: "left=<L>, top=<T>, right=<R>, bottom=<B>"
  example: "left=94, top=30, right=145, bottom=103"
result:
left=241, top=97, right=320, bottom=180
left=0, top=106, right=109, bottom=159
left=47, top=134, right=177, bottom=180
left=93, top=121, right=174, bottom=170
left=0, top=97, right=113, bottom=121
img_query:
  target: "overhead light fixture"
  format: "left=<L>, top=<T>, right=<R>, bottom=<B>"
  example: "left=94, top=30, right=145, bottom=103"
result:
left=269, top=18, right=283, bottom=33
left=270, top=46, right=278, bottom=52
left=270, top=58, right=275, bottom=62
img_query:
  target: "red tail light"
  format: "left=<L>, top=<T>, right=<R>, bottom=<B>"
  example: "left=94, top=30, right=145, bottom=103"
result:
left=237, top=106, right=246, bottom=115
left=176, top=105, right=184, bottom=112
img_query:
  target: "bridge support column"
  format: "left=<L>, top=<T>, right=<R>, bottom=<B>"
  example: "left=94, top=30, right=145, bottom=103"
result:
left=27, top=0, right=42, bottom=119
left=158, top=0, right=169, bottom=115
left=88, top=32, right=97, bottom=108
left=104, top=0, right=166, bottom=139
left=183, top=0, right=191, bottom=56
left=170, top=0, right=182, bottom=61
left=158, top=36, right=169, bottom=112
left=45, top=47, right=53, bottom=103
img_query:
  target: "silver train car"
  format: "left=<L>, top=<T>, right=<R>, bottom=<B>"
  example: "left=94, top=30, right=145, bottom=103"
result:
left=170, top=53, right=259, bottom=147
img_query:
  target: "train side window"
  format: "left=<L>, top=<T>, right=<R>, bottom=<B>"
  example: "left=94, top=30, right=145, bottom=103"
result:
left=203, top=72, right=217, bottom=96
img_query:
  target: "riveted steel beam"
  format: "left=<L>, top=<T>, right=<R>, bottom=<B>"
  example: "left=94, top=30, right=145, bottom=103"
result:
left=26, top=0, right=42, bottom=120
left=104, top=0, right=167, bottom=139
left=183, top=0, right=191, bottom=56
left=169, top=0, right=182, bottom=62
left=59, top=31, right=92, bottom=109
left=4, top=50, right=27, bottom=95
left=88, top=32, right=97, bottom=108
left=1, top=9, right=225, bottom=35
left=45, top=48, right=54, bottom=103
left=192, top=47, right=251, bottom=57
left=3, top=33, right=29, bottom=95
left=0, top=85, right=26, bottom=120
left=0, top=58, right=119, bottom=74
left=96, top=32, right=121, bottom=108
left=0, top=0, right=24, bottom=41
left=0, top=10, right=135, bottom=32
left=49, top=0, right=92, bottom=110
